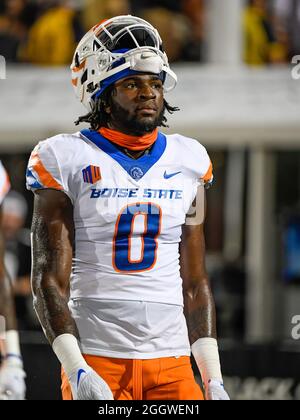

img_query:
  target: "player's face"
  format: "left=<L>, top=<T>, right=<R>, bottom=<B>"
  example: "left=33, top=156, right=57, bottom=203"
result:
left=106, top=74, right=165, bottom=135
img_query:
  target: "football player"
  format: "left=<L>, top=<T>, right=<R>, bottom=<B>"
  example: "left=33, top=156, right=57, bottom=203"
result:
left=0, top=162, right=26, bottom=400
left=27, top=15, right=229, bottom=401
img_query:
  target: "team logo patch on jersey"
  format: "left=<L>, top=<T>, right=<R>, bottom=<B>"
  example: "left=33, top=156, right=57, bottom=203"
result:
left=82, top=165, right=101, bottom=184
left=129, top=166, right=144, bottom=180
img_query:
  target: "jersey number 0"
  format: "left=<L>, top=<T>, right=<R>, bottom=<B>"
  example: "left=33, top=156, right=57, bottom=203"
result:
left=113, top=202, right=162, bottom=272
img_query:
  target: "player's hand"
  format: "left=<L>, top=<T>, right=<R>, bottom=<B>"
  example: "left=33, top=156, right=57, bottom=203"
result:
left=205, top=379, right=230, bottom=401
left=0, top=362, right=26, bottom=400
left=69, top=366, right=114, bottom=400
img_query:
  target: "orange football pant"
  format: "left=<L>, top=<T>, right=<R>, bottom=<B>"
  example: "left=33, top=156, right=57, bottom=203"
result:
left=61, top=355, right=204, bottom=400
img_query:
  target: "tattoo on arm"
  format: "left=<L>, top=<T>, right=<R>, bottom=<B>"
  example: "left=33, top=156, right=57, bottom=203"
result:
left=31, top=191, right=78, bottom=344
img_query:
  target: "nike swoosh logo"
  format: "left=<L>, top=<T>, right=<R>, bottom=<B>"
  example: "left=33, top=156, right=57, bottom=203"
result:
left=77, top=369, right=86, bottom=387
left=164, top=171, right=181, bottom=179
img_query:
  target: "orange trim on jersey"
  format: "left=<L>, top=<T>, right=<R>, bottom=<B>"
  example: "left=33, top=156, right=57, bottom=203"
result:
left=112, top=202, right=162, bottom=274
left=30, top=152, right=63, bottom=191
left=72, top=78, right=78, bottom=87
left=128, top=212, right=147, bottom=264
left=99, top=127, right=158, bottom=151
left=146, top=204, right=161, bottom=273
left=201, top=162, right=213, bottom=183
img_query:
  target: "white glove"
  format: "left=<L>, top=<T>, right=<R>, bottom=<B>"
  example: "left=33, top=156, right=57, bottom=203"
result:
left=52, top=334, right=114, bottom=400
left=69, top=366, right=114, bottom=400
left=206, top=379, right=230, bottom=401
left=0, top=362, right=26, bottom=400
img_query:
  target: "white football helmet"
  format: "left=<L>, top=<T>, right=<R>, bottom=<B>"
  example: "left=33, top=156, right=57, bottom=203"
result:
left=71, top=15, right=177, bottom=110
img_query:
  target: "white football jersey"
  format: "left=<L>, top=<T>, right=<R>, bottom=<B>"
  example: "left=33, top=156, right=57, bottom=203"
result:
left=0, top=161, right=10, bottom=205
left=26, top=130, right=213, bottom=358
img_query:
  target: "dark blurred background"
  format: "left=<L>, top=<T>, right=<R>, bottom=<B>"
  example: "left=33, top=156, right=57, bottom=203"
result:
left=1, top=0, right=300, bottom=400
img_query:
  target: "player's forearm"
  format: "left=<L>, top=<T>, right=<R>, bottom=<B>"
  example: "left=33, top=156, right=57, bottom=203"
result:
left=31, top=197, right=77, bottom=344
left=0, top=278, right=17, bottom=331
left=32, top=275, right=79, bottom=344
left=183, top=279, right=217, bottom=344
left=0, top=225, right=17, bottom=331
left=0, top=252, right=17, bottom=331
left=31, top=235, right=78, bottom=344
left=184, top=279, right=225, bottom=391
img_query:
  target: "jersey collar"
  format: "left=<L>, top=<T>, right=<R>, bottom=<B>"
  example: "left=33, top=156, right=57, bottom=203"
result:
left=80, top=129, right=166, bottom=181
